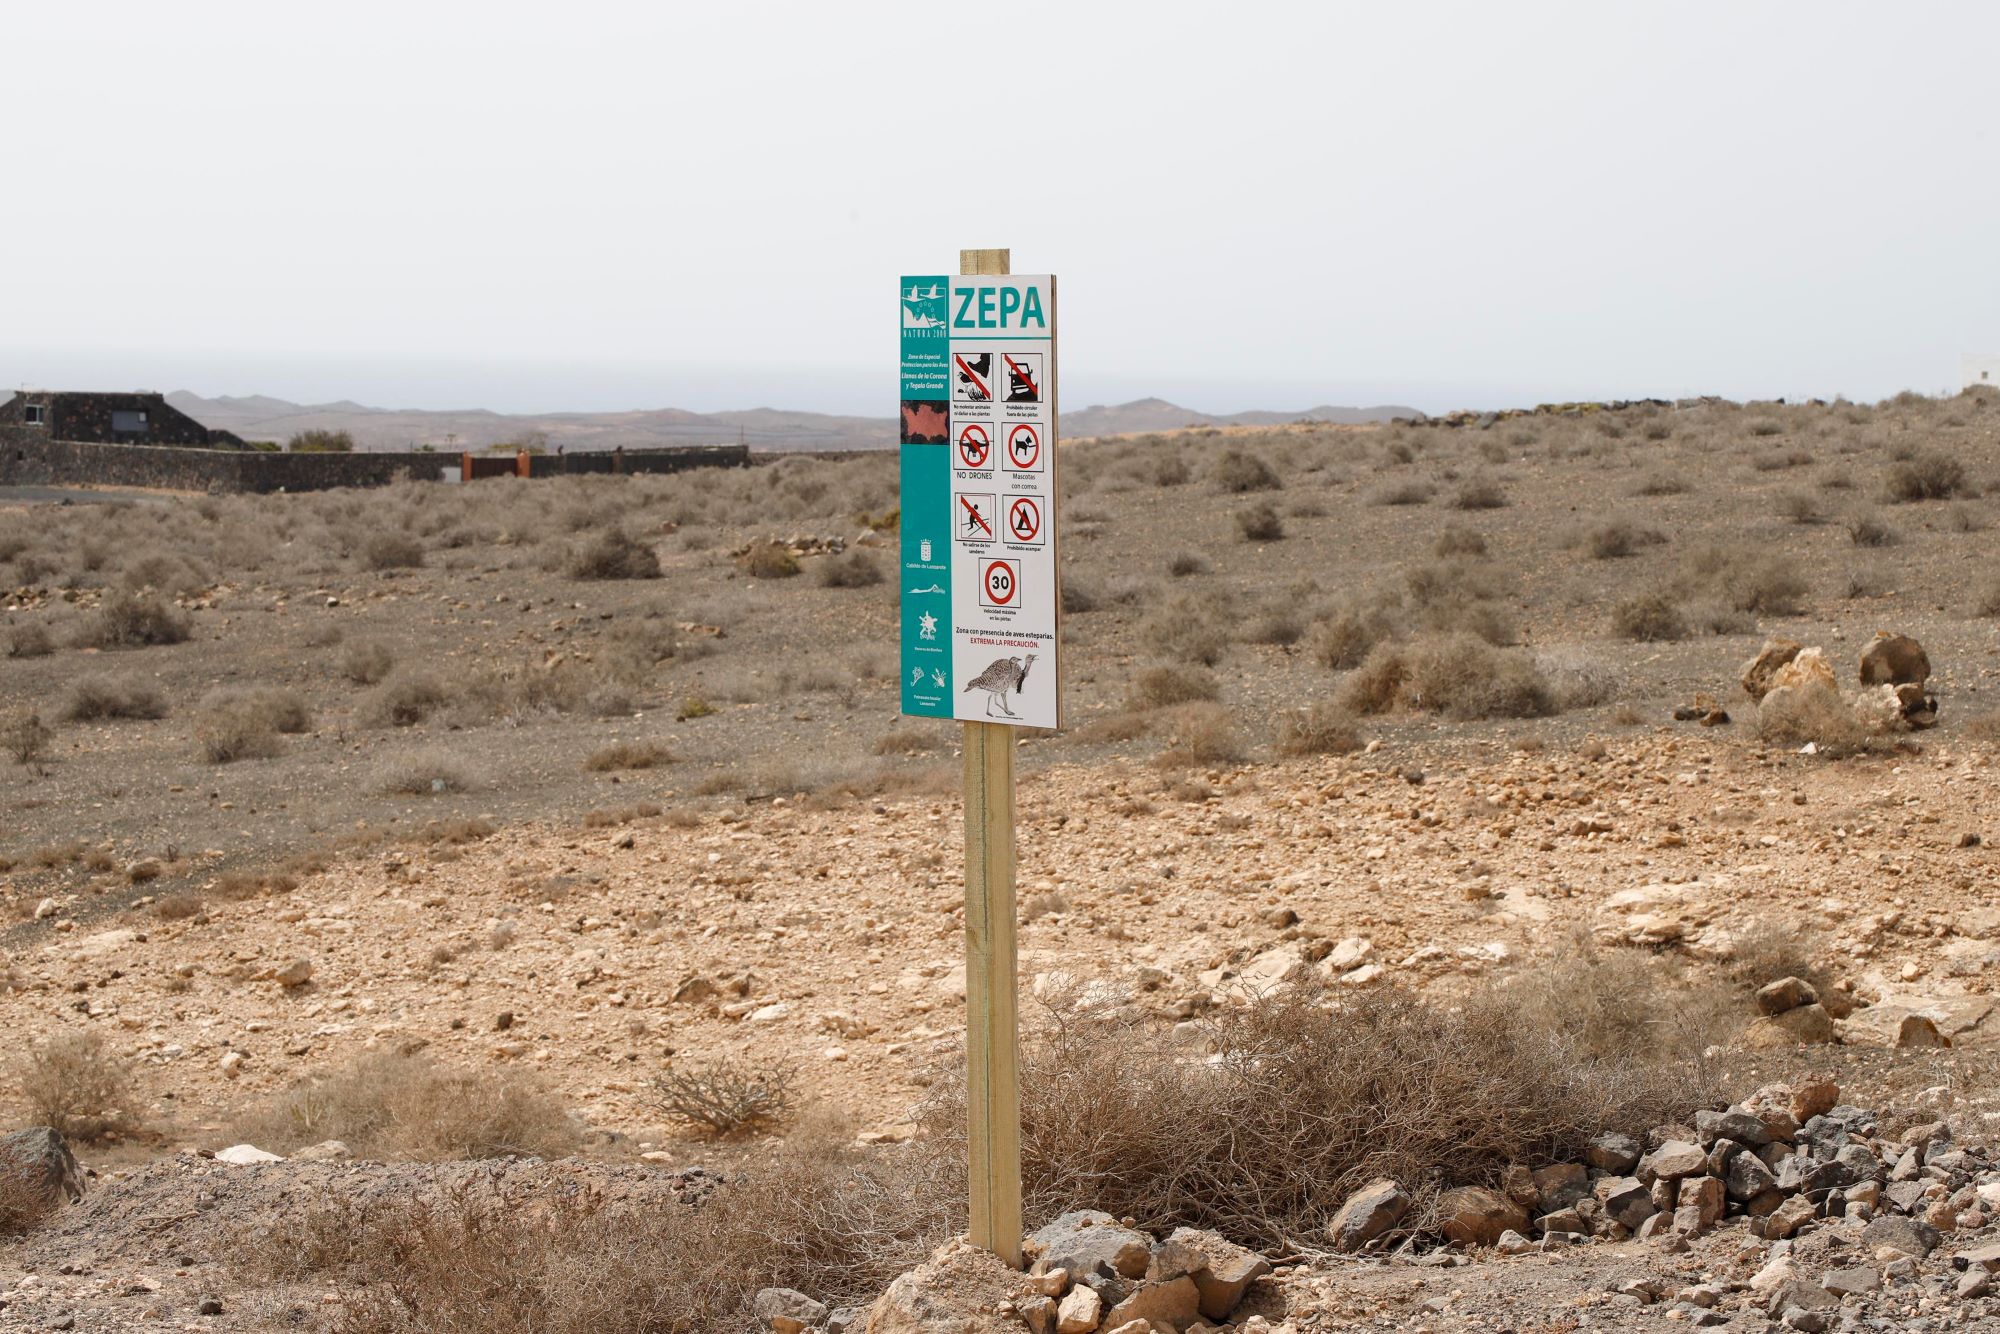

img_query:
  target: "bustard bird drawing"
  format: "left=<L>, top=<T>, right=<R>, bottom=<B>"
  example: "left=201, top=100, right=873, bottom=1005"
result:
left=963, top=654, right=1037, bottom=718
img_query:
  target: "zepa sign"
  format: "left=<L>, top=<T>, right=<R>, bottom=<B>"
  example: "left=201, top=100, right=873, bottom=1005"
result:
left=899, top=273, right=1060, bottom=730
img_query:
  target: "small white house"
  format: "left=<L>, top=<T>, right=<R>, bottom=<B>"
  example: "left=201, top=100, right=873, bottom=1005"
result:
left=1965, top=354, right=2000, bottom=390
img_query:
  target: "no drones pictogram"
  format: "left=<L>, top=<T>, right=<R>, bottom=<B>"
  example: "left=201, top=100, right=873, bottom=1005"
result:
left=956, top=423, right=991, bottom=468
left=1005, top=423, right=1042, bottom=471
left=1006, top=495, right=1044, bottom=546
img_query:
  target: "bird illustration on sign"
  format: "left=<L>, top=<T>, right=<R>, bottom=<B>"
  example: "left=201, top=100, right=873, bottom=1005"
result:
left=963, top=654, right=1037, bottom=718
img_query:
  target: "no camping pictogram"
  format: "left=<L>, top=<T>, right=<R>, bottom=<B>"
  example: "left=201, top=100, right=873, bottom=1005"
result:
left=979, top=558, right=1020, bottom=609
left=953, top=352, right=993, bottom=403
left=1005, top=422, right=1042, bottom=472
left=1005, top=495, right=1044, bottom=546
left=955, top=492, right=996, bottom=544
left=1002, top=353, right=1043, bottom=405
left=956, top=422, right=991, bottom=469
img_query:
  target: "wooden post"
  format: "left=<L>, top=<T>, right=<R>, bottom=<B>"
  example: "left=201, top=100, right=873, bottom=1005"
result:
left=960, top=245, right=1023, bottom=1268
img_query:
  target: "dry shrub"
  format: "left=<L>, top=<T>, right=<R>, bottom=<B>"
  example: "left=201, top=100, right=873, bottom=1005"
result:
left=1154, top=702, right=1242, bottom=768
left=1339, top=634, right=1555, bottom=720
left=0, top=1166, right=54, bottom=1238
left=1965, top=711, right=2000, bottom=742
left=1368, top=480, right=1433, bottom=506
left=584, top=741, right=673, bottom=772
left=569, top=530, right=662, bottom=580
left=340, top=640, right=396, bottom=685
left=739, top=542, right=800, bottom=579
left=1611, top=593, right=1688, bottom=642
left=152, top=892, right=205, bottom=920
left=1165, top=551, right=1210, bottom=577
left=1633, top=472, right=1690, bottom=497
left=815, top=550, right=883, bottom=588
left=1138, top=593, right=1230, bottom=667
left=1776, top=491, right=1824, bottom=525
left=1726, top=920, right=1836, bottom=999
left=1274, top=702, right=1363, bottom=756
left=1213, top=449, right=1280, bottom=493
left=1127, top=664, right=1221, bottom=710
left=241, top=1124, right=957, bottom=1328
left=376, top=748, right=479, bottom=795
left=1754, top=684, right=1872, bottom=753
left=368, top=669, right=450, bottom=726
left=242, top=1052, right=578, bottom=1159
left=195, top=686, right=310, bottom=764
left=1307, top=602, right=1393, bottom=670
left=4, top=711, right=52, bottom=766
left=656, top=1058, right=795, bottom=1136
left=1450, top=477, right=1509, bottom=510
left=18, top=1031, right=137, bottom=1141
left=1887, top=451, right=1969, bottom=502
left=1848, top=513, right=1897, bottom=547
left=75, top=593, right=190, bottom=649
left=363, top=533, right=426, bottom=571
left=1233, top=503, right=1284, bottom=542
left=61, top=674, right=167, bottom=722
left=1676, top=544, right=1809, bottom=615
left=920, top=979, right=1710, bottom=1249
left=1585, top=520, right=1662, bottom=560
left=1433, top=526, right=1486, bottom=557
left=5, top=621, right=54, bottom=659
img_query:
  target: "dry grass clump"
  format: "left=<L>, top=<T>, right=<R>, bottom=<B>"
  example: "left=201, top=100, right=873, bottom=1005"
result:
left=375, top=748, right=479, bottom=795
left=1610, top=593, right=1689, bottom=642
left=17, top=1031, right=137, bottom=1142
left=1450, top=477, right=1509, bottom=510
left=4, top=711, right=54, bottom=766
left=1339, top=634, right=1555, bottom=720
left=1212, top=449, right=1280, bottom=493
left=367, top=669, right=450, bottom=726
left=0, top=1166, right=53, bottom=1238
left=739, top=542, right=800, bottom=579
left=1584, top=520, right=1664, bottom=559
left=61, top=674, right=168, bottom=722
left=1368, top=480, right=1433, bottom=506
left=1233, top=503, right=1284, bottom=542
left=1848, top=513, right=1897, bottom=548
left=1165, top=551, right=1210, bottom=577
left=1775, top=491, right=1825, bottom=525
left=1274, top=702, right=1364, bottom=756
left=655, top=1058, right=795, bottom=1136
left=1754, top=682, right=1873, bottom=753
left=340, top=639, right=396, bottom=685
left=362, top=532, right=426, bottom=571
left=1886, top=450, right=1970, bottom=502
left=921, top=978, right=1710, bottom=1248
left=815, top=550, right=883, bottom=588
left=1138, top=593, right=1230, bottom=667
left=1154, top=702, right=1243, bottom=768
left=1676, top=543, right=1809, bottom=616
left=1965, top=711, right=2000, bottom=742
left=584, top=741, right=673, bottom=772
left=5, top=621, right=55, bottom=659
left=240, top=1052, right=578, bottom=1159
left=568, top=529, right=662, bottom=580
left=1127, top=664, right=1221, bottom=710
left=195, top=686, right=311, bottom=763
left=1633, top=471, right=1691, bottom=497
left=1307, top=602, right=1394, bottom=670
left=1433, top=526, right=1487, bottom=557
left=74, top=592, right=190, bottom=649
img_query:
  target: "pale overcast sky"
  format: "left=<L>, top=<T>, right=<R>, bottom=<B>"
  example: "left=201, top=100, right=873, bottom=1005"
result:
left=4, top=2, right=1995, bottom=416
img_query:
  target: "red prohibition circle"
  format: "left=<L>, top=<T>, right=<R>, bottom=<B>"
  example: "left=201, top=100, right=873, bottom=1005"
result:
left=1008, top=497, right=1040, bottom=541
left=1006, top=424, right=1040, bottom=469
left=957, top=424, right=991, bottom=468
left=983, top=560, right=1017, bottom=606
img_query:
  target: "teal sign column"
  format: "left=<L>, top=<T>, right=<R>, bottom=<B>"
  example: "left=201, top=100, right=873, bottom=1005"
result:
left=900, top=276, right=953, bottom=717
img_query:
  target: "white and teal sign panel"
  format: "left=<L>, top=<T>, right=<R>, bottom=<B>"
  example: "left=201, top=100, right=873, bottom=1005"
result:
left=900, top=274, right=1060, bottom=730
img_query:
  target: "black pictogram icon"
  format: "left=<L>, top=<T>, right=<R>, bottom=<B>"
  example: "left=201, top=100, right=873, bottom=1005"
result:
left=1002, top=353, right=1042, bottom=404
left=1006, top=495, right=1044, bottom=545
left=956, top=422, right=991, bottom=468
left=953, top=352, right=992, bottom=403
left=1006, top=422, right=1042, bottom=471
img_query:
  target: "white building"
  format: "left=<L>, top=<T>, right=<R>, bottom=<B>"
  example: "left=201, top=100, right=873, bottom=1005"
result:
left=1965, top=354, right=2000, bottom=390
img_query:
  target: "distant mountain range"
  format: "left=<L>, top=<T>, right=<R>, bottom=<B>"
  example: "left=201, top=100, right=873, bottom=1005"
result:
left=165, top=391, right=1415, bottom=453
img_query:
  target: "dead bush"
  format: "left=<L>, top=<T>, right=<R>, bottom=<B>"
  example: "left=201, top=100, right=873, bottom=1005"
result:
left=376, top=748, right=479, bottom=795
left=74, top=593, right=190, bottom=649
left=1776, top=491, right=1825, bottom=525
left=18, top=1031, right=137, bottom=1142
left=242, top=1052, right=577, bottom=1159
left=569, top=530, right=662, bottom=580
left=1338, top=634, right=1555, bottom=720
left=1233, top=503, right=1284, bottom=542
left=1450, top=477, right=1509, bottom=510
left=1610, top=593, right=1689, bottom=642
left=584, top=741, right=673, bottom=772
left=1212, top=449, right=1280, bottom=493
left=195, top=687, right=310, bottom=764
left=1307, top=602, right=1393, bottom=670
left=0, top=1166, right=53, bottom=1239
left=368, top=669, right=450, bottom=726
left=340, top=640, right=396, bottom=685
left=1585, top=520, right=1663, bottom=559
left=1154, top=702, right=1243, bottom=768
left=1754, top=683, right=1871, bottom=753
left=4, top=711, right=53, bottom=766
left=1274, top=702, right=1364, bottom=756
left=1433, top=526, right=1486, bottom=557
left=1886, top=450, right=1969, bottom=502
left=1633, top=472, right=1690, bottom=497
left=1848, top=513, right=1897, bottom=548
left=873, top=727, right=944, bottom=756
left=815, top=550, right=883, bottom=588
left=5, top=622, right=54, bottom=659
left=1165, top=551, right=1210, bottom=577
left=362, top=533, right=426, bottom=571
left=61, top=674, right=167, bottom=722
left=739, top=542, right=800, bottom=579
left=1677, top=544, right=1809, bottom=616
left=1368, top=480, right=1433, bottom=506
left=152, top=892, right=206, bottom=920
left=1138, top=593, right=1230, bottom=667
left=655, top=1057, right=794, bottom=1136
left=1127, top=664, right=1221, bottom=710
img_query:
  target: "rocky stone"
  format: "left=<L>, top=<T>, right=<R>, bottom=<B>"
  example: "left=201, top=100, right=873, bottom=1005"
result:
left=1055, top=1286, right=1100, bottom=1334
left=1763, top=1194, right=1817, bottom=1240
left=1531, top=1162, right=1589, bottom=1210
left=1834, top=1143, right=1882, bottom=1184
left=1016, top=1295, right=1055, bottom=1334
left=1025, top=1211, right=1153, bottom=1282
left=1741, top=638, right=1804, bottom=702
left=1536, top=1207, right=1584, bottom=1236
left=1324, top=937, right=1371, bottom=970
left=1498, top=1163, right=1538, bottom=1207
left=1959, top=1269, right=1993, bottom=1299
left=1326, top=1178, right=1409, bottom=1251
left=1896, top=1014, right=1950, bottom=1048
left=1789, top=1075, right=1839, bottom=1123
left=1819, top=1266, right=1879, bottom=1297
left=753, top=1287, right=829, bottom=1334
left=1860, top=1214, right=1940, bottom=1259
left=1494, top=1229, right=1534, bottom=1255
left=1696, top=1108, right=1773, bottom=1148
left=1742, top=1004, right=1837, bottom=1048
left=1677, top=1176, right=1724, bottom=1232
left=1102, top=1277, right=1200, bottom=1331
left=868, top=1241, right=1036, bottom=1334
left=213, top=1144, right=282, bottom=1165
left=1755, top=977, right=1819, bottom=1016
left=1593, top=1176, right=1656, bottom=1230
left=274, top=958, right=313, bottom=988
left=1146, top=1228, right=1269, bottom=1320
left=1639, top=1141, right=1707, bottom=1183
left=0, top=1127, right=85, bottom=1207
left=1725, top=1151, right=1778, bottom=1202
left=1585, top=1131, right=1642, bottom=1174
left=1858, top=632, right=1929, bottom=688
left=289, top=1140, right=352, bottom=1162
left=1437, top=1186, right=1529, bottom=1247
left=827, top=1308, right=865, bottom=1334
